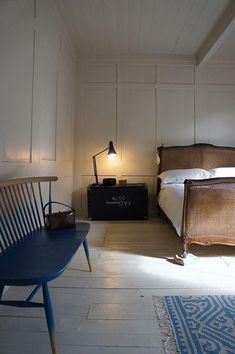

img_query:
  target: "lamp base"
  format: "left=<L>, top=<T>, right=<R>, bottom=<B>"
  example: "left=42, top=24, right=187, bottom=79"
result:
left=91, top=182, right=102, bottom=187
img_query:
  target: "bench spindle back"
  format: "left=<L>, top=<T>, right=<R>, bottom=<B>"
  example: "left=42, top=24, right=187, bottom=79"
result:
left=0, top=176, right=58, bottom=255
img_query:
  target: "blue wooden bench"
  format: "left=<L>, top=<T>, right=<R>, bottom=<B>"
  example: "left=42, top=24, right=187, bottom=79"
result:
left=0, top=176, right=91, bottom=354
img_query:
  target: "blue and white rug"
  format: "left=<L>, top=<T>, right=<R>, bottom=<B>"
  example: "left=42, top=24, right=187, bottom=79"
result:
left=153, top=295, right=235, bottom=354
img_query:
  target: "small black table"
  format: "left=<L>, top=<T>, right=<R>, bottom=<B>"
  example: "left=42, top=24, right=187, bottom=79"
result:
left=87, top=183, right=148, bottom=220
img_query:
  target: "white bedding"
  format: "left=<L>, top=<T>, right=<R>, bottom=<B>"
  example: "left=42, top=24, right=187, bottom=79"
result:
left=158, top=184, right=184, bottom=236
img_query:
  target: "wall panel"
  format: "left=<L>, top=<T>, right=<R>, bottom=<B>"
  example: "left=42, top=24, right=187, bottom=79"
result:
left=158, top=64, right=194, bottom=84
left=195, top=65, right=235, bottom=144
left=157, top=87, right=194, bottom=146
left=207, top=66, right=235, bottom=85
left=57, top=176, right=73, bottom=205
left=36, top=0, right=60, bottom=161
left=121, top=87, right=156, bottom=175
left=207, top=88, right=235, bottom=146
left=119, top=64, right=155, bottom=83
left=58, top=77, right=74, bottom=162
left=58, top=39, right=76, bottom=163
left=82, top=87, right=117, bottom=175
left=0, top=0, right=35, bottom=163
left=84, top=64, right=117, bottom=83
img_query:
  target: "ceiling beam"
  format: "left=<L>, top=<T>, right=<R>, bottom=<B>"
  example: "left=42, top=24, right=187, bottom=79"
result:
left=197, top=1, right=235, bottom=67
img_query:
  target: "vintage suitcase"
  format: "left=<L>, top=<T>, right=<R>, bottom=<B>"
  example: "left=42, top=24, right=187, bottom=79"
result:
left=87, top=183, right=148, bottom=220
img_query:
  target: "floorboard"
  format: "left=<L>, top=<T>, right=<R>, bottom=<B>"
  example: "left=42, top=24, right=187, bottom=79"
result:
left=1, top=217, right=235, bottom=353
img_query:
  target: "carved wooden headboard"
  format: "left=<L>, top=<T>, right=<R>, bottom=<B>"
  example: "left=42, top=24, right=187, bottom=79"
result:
left=157, top=143, right=235, bottom=175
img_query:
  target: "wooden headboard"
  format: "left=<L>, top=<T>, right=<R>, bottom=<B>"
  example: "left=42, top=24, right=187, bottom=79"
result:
left=157, top=143, right=235, bottom=174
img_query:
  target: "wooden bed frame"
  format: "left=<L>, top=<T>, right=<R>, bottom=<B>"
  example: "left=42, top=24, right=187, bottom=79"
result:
left=157, top=143, right=235, bottom=264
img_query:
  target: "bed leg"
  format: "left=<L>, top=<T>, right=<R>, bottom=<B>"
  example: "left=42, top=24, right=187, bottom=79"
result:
left=174, top=242, right=199, bottom=266
left=182, top=242, right=189, bottom=257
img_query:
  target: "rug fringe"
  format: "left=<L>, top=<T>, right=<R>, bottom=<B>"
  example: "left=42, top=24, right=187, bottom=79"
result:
left=153, top=296, right=179, bottom=354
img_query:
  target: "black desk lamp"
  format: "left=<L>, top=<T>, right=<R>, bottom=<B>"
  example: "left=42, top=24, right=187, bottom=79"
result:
left=92, top=141, right=117, bottom=185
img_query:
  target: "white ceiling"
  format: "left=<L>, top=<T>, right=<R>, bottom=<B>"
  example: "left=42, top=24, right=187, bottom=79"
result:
left=54, top=0, right=235, bottom=63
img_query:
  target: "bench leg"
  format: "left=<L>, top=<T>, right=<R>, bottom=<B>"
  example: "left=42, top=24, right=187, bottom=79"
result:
left=42, top=283, right=57, bottom=354
left=26, top=284, right=42, bottom=302
left=0, top=286, right=4, bottom=300
left=83, top=239, right=92, bottom=272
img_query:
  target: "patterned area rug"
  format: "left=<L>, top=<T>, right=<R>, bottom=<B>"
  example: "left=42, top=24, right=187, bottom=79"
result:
left=153, top=295, right=235, bottom=354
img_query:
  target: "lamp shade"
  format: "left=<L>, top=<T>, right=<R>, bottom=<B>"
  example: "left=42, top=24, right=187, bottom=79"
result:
left=108, top=141, right=117, bottom=160
left=108, top=141, right=116, bottom=155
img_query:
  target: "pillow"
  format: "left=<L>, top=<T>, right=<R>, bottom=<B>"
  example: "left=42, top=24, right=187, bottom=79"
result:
left=209, top=167, right=235, bottom=177
left=158, top=168, right=212, bottom=185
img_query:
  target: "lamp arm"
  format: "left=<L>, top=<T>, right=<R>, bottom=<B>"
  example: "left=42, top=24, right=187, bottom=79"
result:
left=92, top=145, right=112, bottom=184
left=93, top=147, right=108, bottom=158
left=92, top=156, right=98, bottom=184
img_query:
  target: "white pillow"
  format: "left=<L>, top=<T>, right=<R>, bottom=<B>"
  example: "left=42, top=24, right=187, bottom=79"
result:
left=209, top=167, right=235, bottom=177
left=158, top=168, right=212, bottom=184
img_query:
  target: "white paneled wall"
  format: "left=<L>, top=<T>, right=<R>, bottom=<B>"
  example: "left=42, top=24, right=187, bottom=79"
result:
left=195, top=65, right=235, bottom=146
left=0, top=0, right=35, bottom=165
left=82, top=86, right=117, bottom=174
left=0, top=0, right=76, bottom=204
left=157, top=86, right=195, bottom=146
left=74, top=61, right=235, bottom=217
left=121, top=86, right=156, bottom=175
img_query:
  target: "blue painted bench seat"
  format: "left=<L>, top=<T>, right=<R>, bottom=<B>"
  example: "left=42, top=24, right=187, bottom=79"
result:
left=0, top=176, right=91, bottom=354
left=0, top=223, right=90, bottom=286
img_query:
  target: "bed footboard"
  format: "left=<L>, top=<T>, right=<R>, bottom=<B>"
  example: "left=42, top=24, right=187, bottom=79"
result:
left=182, top=177, right=235, bottom=248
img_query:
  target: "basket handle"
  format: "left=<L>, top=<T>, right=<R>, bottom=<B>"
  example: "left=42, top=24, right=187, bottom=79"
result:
left=43, top=201, right=75, bottom=214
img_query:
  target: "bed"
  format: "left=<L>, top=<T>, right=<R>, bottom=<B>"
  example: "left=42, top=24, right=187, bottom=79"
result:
left=157, top=143, right=235, bottom=264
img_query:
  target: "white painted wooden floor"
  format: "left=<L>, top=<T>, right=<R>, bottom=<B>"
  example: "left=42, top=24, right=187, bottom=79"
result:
left=1, top=217, right=235, bottom=354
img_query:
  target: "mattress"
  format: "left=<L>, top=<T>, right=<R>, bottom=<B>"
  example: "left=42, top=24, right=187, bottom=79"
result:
left=158, top=184, right=184, bottom=236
